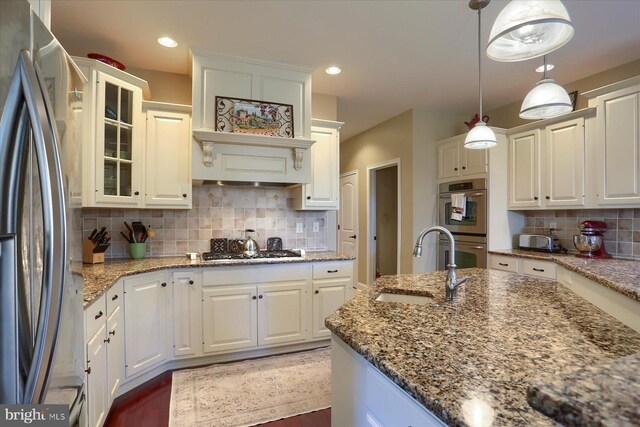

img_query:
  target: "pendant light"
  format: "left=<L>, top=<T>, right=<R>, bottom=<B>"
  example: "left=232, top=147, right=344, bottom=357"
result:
left=519, top=55, right=572, bottom=119
left=486, top=0, right=574, bottom=62
left=465, top=0, right=497, bottom=150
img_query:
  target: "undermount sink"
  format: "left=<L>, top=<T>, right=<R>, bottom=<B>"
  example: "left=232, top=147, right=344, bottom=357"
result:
left=375, top=293, right=435, bottom=305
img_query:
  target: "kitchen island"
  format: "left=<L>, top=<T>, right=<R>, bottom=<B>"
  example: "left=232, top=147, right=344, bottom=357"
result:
left=325, top=268, right=640, bottom=426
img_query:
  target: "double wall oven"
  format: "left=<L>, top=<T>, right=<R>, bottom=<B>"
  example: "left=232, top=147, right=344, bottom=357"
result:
left=437, top=178, right=487, bottom=270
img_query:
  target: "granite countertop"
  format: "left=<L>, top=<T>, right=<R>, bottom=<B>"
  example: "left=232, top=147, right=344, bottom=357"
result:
left=325, top=268, right=640, bottom=426
left=81, top=251, right=353, bottom=307
left=489, top=249, right=640, bottom=302
left=527, top=353, right=640, bottom=426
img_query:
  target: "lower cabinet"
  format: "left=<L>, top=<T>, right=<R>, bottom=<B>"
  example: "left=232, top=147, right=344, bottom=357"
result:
left=86, top=320, right=108, bottom=427
left=258, top=281, right=308, bottom=346
left=172, top=271, right=202, bottom=358
left=311, top=262, right=353, bottom=338
left=106, top=305, right=123, bottom=406
left=202, top=285, right=258, bottom=354
left=490, top=254, right=557, bottom=280
left=123, top=272, right=171, bottom=378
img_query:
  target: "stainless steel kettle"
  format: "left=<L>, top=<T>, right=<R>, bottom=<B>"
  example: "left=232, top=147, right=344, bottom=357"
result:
left=242, top=229, right=260, bottom=256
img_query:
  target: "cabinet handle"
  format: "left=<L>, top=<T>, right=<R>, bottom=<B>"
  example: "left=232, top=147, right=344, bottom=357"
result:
left=109, top=329, right=116, bottom=336
left=252, top=296, right=257, bottom=300
left=306, top=196, right=311, bottom=200
left=327, top=270, right=338, bottom=273
left=533, top=196, right=539, bottom=200
left=104, top=337, right=111, bottom=344
left=498, top=262, right=509, bottom=266
left=183, top=193, right=187, bottom=198
left=85, top=367, right=91, bottom=375
left=161, top=282, right=167, bottom=287
left=545, top=196, right=550, bottom=200
left=314, top=290, right=319, bottom=294
left=189, top=280, right=194, bottom=285
left=258, top=295, right=263, bottom=299
left=94, top=311, right=103, bottom=320
left=349, top=235, right=357, bottom=239
left=533, top=268, right=545, bottom=272
left=134, top=191, right=140, bottom=196
left=111, top=294, right=118, bottom=301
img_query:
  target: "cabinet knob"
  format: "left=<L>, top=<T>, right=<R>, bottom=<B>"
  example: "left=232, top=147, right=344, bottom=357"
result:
left=462, top=166, right=466, bottom=170
left=104, top=337, right=111, bottom=344
left=161, top=282, right=167, bottom=287
left=109, top=329, right=116, bottom=336
left=545, top=196, right=550, bottom=200
left=94, top=311, right=103, bottom=320
left=134, top=191, right=140, bottom=196
left=454, top=167, right=458, bottom=171
left=85, top=367, right=91, bottom=375
left=258, top=295, right=263, bottom=299
left=252, top=296, right=257, bottom=300
left=533, top=196, right=539, bottom=201
left=183, top=193, right=187, bottom=198
left=111, top=294, right=118, bottom=301
left=306, top=196, right=311, bottom=200
left=314, top=290, right=319, bottom=294
left=189, top=280, right=194, bottom=285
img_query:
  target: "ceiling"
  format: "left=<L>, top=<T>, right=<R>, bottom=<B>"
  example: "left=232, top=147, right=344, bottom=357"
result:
left=51, top=0, right=640, bottom=140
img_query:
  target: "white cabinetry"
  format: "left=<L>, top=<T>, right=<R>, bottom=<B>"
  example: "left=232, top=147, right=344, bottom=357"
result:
left=143, top=102, right=192, bottom=208
left=74, top=57, right=148, bottom=208
left=84, top=281, right=124, bottom=427
left=123, top=272, right=170, bottom=378
left=332, top=335, right=446, bottom=427
left=489, top=254, right=556, bottom=280
left=258, top=281, right=309, bottom=346
left=172, top=271, right=202, bottom=358
left=311, top=262, right=353, bottom=338
left=202, top=285, right=257, bottom=354
left=508, top=111, right=589, bottom=210
left=584, top=77, right=640, bottom=206
left=437, top=134, right=488, bottom=181
left=294, top=119, right=343, bottom=210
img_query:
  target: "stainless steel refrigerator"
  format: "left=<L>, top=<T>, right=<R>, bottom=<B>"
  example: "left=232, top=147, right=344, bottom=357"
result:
left=0, top=0, right=86, bottom=424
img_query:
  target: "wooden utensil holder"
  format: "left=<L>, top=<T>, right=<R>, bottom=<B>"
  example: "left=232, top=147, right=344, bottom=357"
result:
left=83, top=240, right=107, bottom=264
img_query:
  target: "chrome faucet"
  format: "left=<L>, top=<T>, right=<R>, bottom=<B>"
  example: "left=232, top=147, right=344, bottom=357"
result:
left=413, top=226, right=468, bottom=301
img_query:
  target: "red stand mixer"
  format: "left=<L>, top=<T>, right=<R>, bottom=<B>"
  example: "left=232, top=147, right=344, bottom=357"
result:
left=573, top=220, right=612, bottom=259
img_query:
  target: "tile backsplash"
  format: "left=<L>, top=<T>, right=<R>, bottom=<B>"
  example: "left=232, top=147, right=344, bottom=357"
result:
left=82, top=186, right=329, bottom=259
left=522, top=208, right=640, bottom=259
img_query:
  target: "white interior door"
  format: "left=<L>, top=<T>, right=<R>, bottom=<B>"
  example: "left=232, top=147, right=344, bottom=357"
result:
left=339, top=172, right=358, bottom=284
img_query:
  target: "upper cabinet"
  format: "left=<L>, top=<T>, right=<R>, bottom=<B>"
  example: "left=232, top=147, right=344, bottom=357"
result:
left=508, top=111, right=589, bottom=210
left=191, top=51, right=315, bottom=185
left=73, top=57, right=191, bottom=209
left=584, top=76, right=640, bottom=206
left=293, top=119, right=343, bottom=210
left=437, top=134, right=488, bottom=181
left=143, top=102, right=192, bottom=209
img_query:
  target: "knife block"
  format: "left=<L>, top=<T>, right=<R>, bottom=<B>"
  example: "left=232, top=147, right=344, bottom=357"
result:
left=83, top=240, right=107, bottom=264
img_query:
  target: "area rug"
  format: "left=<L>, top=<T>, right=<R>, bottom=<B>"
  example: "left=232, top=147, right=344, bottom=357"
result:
left=169, top=348, right=331, bottom=427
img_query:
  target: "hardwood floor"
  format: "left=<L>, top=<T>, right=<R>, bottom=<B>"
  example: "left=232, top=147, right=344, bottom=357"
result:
left=104, top=370, right=331, bottom=427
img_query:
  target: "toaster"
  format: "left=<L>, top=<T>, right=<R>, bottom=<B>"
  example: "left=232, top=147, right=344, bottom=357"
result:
left=518, top=234, right=561, bottom=252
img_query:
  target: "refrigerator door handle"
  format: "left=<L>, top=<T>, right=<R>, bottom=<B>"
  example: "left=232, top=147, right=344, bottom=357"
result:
left=16, top=50, right=67, bottom=404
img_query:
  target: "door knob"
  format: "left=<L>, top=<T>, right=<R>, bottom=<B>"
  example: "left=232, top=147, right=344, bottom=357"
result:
left=349, top=235, right=356, bottom=239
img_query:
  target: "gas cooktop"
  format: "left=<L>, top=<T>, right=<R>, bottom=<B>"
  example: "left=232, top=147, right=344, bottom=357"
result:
left=201, top=250, right=302, bottom=261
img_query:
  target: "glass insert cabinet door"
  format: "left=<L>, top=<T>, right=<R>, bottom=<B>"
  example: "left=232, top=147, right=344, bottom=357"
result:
left=95, top=71, right=141, bottom=206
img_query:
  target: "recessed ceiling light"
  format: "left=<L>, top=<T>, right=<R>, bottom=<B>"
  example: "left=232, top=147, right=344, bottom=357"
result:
left=535, top=63, right=555, bottom=73
left=157, top=36, right=178, bottom=48
left=325, top=66, right=341, bottom=75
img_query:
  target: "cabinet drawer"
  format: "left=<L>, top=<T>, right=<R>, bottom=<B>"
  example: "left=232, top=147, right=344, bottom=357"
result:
left=522, top=260, right=556, bottom=280
left=312, top=261, right=353, bottom=280
left=85, top=295, right=107, bottom=341
left=490, top=255, right=519, bottom=273
left=106, top=281, right=123, bottom=315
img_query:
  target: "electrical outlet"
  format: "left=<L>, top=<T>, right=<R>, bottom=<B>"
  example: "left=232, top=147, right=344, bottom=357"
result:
left=296, top=223, right=304, bottom=233
left=313, top=222, right=320, bottom=232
